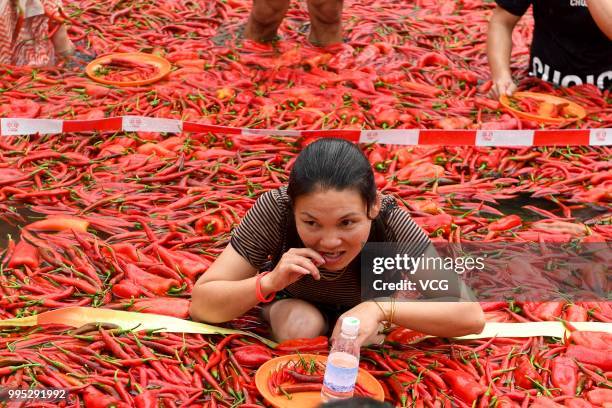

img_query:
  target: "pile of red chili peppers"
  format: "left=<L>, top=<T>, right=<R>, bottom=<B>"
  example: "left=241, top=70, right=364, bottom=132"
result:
left=0, top=0, right=610, bottom=406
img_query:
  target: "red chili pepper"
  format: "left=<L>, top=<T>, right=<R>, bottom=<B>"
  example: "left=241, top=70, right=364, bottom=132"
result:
left=130, top=297, right=190, bottom=319
left=25, top=216, right=89, bottom=233
left=7, top=240, right=40, bottom=269
left=195, top=215, right=227, bottom=235
left=570, top=331, right=612, bottom=349
left=386, top=375, right=408, bottom=407
left=531, top=220, right=586, bottom=237
left=368, top=146, right=389, bottom=165
left=488, top=215, right=522, bottom=232
left=82, top=385, right=123, bottom=408
left=112, top=280, right=143, bottom=299
left=416, top=52, right=450, bottom=68
left=107, top=243, right=142, bottom=263
left=42, top=273, right=100, bottom=295
left=565, top=345, right=612, bottom=371
left=412, top=213, right=453, bottom=235
left=133, top=390, right=158, bottom=408
left=563, top=304, right=588, bottom=322
left=100, top=328, right=131, bottom=360
left=275, top=336, right=328, bottom=352
left=285, top=370, right=324, bottom=383
left=551, top=357, right=578, bottom=397
left=523, top=302, right=564, bottom=322
left=480, top=301, right=508, bottom=312
left=563, top=398, right=594, bottom=408
left=496, top=396, right=521, bottom=407
left=530, top=397, right=565, bottom=408
left=375, top=109, right=400, bottom=128
left=279, top=383, right=323, bottom=394
left=386, top=327, right=427, bottom=344
left=124, top=264, right=180, bottom=296
left=586, top=388, right=612, bottom=405
left=441, top=370, right=486, bottom=404
left=232, top=345, right=272, bottom=368
left=206, top=334, right=241, bottom=370
left=515, top=356, right=543, bottom=390
left=154, top=244, right=209, bottom=280
left=374, top=172, right=387, bottom=188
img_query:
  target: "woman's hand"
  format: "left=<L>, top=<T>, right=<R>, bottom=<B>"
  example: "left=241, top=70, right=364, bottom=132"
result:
left=262, top=248, right=325, bottom=293
left=331, top=302, right=386, bottom=348
left=491, top=73, right=517, bottom=98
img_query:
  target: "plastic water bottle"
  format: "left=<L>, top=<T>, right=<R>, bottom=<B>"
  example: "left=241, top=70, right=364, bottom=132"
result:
left=321, top=316, right=360, bottom=402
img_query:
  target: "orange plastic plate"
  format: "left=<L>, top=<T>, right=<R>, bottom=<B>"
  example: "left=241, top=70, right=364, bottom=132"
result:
left=499, top=91, right=587, bottom=124
left=255, top=354, right=384, bottom=408
left=86, top=52, right=171, bottom=87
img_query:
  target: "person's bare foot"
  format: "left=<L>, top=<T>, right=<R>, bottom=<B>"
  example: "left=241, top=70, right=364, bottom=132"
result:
left=307, top=26, right=342, bottom=47
left=244, top=19, right=280, bottom=43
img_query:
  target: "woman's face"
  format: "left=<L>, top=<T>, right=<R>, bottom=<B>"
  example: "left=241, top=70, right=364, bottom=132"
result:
left=293, top=188, right=379, bottom=271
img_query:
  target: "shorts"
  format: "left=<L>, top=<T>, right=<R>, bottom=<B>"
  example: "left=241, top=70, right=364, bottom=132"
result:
left=314, top=302, right=353, bottom=337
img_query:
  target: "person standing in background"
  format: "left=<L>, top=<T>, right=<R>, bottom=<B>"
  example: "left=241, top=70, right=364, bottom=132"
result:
left=0, top=0, right=75, bottom=66
left=487, top=0, right=612, bottom=97
left=245, top=0, right=343, bottom=46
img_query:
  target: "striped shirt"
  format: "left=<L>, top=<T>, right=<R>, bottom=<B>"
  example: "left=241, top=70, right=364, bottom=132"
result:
left=230, top=186, right=431, bottom=307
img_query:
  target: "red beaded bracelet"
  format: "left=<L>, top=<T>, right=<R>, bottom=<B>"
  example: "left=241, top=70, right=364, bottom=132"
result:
left=255, top=272, right=276, bottom=303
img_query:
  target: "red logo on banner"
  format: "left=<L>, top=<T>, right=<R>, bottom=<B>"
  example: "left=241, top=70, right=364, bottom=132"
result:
left=244, top=128, right=265, bottom=135
left=482, top=131, right=493, bottom=141
left=364, top=131, right=378, bottom=141
left=595, top=130, right=606, bottom=141
left=129, top=118, right=142, bottom=128
left=6, top=121, right=19, bottom=132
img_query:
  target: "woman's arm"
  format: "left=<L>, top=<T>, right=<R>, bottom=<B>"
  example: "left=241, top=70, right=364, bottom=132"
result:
left=487, top=5, right=522, bottom=98
left=332, top=300, right=484, bottom=346
left=390, top=245, right=484, bottom=337
left=191, top=189, right=290, bottom=323
left=190, top=243, right=261, bottom=323
left=587, top=0, right=612, bottom=40
left=190, top=244, right=325, bottom=323
left=377, top=301, right=485, bottom=338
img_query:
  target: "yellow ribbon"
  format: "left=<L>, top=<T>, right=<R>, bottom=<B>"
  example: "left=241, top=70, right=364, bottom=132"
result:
left=0, top=306, right=278, bottom=348
left=1, top=307, right=610, bottom=347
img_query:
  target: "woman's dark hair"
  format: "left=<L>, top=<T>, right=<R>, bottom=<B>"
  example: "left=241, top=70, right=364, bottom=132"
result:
left=273, top=138, right=389, bottom=265
left=287, top=138, right=377, bottom=213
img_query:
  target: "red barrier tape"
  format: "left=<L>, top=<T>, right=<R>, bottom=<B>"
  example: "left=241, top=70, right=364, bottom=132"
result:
left=0, top=116, right=609, bottom=146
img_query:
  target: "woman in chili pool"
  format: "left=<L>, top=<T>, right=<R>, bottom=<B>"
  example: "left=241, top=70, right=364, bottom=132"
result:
left=190, top=138, right=485, bottom=346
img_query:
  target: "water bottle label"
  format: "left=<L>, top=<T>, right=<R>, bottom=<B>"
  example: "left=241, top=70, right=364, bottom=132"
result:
left=323, top=363, right=358, bottom=393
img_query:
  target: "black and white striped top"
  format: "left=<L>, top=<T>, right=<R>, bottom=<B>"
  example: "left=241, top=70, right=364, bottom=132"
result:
left=230, top=186, right=431, bottom=307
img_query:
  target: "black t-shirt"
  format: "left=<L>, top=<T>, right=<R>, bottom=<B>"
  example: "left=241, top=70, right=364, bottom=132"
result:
left=496, top=0, right=612, bottom=90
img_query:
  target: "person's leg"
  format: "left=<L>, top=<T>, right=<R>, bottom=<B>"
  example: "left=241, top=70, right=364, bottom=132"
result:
left=51, top=24, right=74, bottom=57
left=0, top=0, right=17, bottom=64
left=245, top=0, right=290, bottom=43
left=306, top=0, right=343, bottom=46
left=262, top=299, right=327, bottom=342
